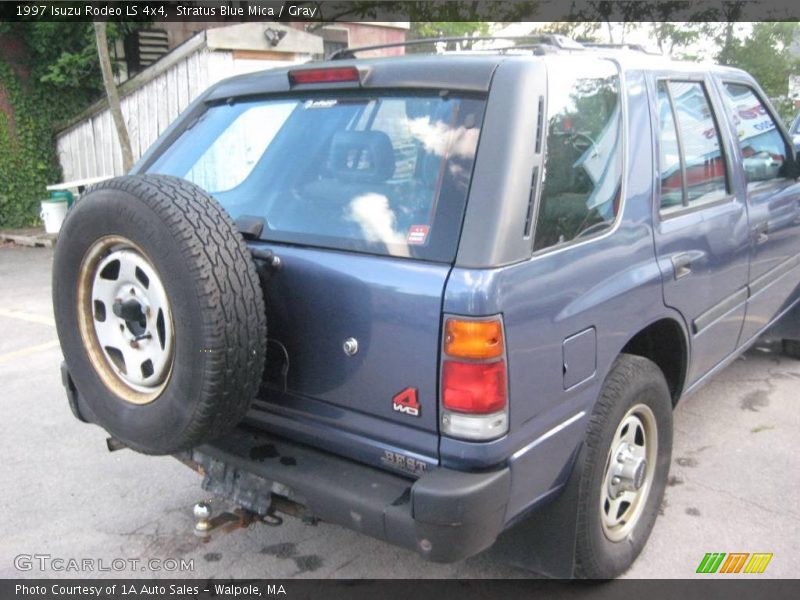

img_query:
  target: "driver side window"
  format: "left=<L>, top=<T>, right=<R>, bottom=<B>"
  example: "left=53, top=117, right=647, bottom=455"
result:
left=721, top=82, right=789, bottom=185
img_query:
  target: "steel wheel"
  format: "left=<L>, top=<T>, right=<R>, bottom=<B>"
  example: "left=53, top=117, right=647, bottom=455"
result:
left=77, top=235, right=174, bottom=404
left=599, top=403, right=658, bottom=542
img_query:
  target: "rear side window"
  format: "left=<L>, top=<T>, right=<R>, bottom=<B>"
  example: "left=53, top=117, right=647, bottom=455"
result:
left=721, top=82, right=789, bottom=184
left=534, top=61, right=622, bottom=252
left=656, top=82, right=683, bottom=209
left=657, top=80, right=729, bottom=213
left=148, top=93, right=486, bottom=263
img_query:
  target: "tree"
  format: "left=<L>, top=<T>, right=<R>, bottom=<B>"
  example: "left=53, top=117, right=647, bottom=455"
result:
left=16, top=23, right=105, bottom=115
left=714, top=22, right=800, bottom=122
left=649, top=22, right=705, bottom=56
left=0, top=22, right=141, bottom=227
left=0, top=23, right=105, bottom=228
left=407, top=21, right=490, bottom=51
left=94, top=23, right=133, bottom=172
left=536, top=22, right=601, bottom=42
left=410, top=21, right=490, bottom=40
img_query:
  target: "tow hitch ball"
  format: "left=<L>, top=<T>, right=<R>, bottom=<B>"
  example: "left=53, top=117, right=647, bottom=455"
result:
left=192, top=501, right=282, bottom=538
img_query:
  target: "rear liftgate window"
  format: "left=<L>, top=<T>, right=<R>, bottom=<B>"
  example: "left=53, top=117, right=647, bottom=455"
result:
left=148, top=93, right=486, bottom=263
left=534, top=61, right=622, bottom=252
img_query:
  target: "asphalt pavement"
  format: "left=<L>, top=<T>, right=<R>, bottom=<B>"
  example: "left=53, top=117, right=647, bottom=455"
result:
left=1, top=245, right=797, bottom=579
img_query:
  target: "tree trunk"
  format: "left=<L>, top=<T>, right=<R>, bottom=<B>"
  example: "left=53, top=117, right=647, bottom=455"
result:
left=94, top=23, right=134, bottom=173
left=605, top=21, right=615, bottom=44
left=717, top=23, right=735, bottom=66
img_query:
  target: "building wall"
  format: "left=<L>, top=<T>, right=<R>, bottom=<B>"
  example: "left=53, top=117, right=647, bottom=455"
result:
left=56, top=44, right=307, bottom=182
left=161, top=21, right=230, bottom=50
left=54, top=22, right=407, bottom=182
left=290, top=22, right=408, bottom=57
left=58, top=47, right=217, bottom=181
left=340, top=23, right=408, bottom=56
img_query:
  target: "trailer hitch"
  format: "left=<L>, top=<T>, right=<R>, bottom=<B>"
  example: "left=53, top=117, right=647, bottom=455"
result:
left=192, top=501, right=282, bottom=539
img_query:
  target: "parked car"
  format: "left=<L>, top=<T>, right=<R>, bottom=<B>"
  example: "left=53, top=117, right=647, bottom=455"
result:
left=52, top=37, right=800, bottom=579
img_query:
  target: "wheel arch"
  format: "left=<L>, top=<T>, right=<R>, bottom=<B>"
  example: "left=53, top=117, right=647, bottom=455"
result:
left=619, top=317, right=689, bottom=405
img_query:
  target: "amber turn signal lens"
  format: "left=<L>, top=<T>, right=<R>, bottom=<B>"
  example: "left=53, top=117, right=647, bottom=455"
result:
left=444, top=318, right=504, bottom=360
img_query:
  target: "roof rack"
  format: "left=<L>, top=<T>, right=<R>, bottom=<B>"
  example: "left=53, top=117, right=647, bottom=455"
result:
left=445, top=43, right=566, bottom=56
left=328, top=34, right=584, bottom=60
left=580, top=42, right=651, bottom=53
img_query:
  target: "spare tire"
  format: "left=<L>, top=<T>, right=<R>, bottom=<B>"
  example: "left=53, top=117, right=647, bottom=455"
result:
left=53, top=175, right=266, bottom=455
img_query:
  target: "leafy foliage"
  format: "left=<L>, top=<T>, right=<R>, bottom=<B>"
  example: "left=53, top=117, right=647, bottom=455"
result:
left=410, top=21, right=490, bottom=40
left=716, top=23, right=798, bottom=93
left=407, top=21, right=490, bottom=51
left=703, top=22, right=800, bottom=123
left=649, top=22, right=705, bottom=56
left=0, top=58, right=62, bottom=228
left=0, top=23, right=120, bottom=227
left=18, top=23, right=138, bottom=114
left=537, top=22, right=602, bottom=42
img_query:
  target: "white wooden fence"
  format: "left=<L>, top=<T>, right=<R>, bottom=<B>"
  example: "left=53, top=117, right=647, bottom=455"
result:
left=55, top=33, right=309, bottom=182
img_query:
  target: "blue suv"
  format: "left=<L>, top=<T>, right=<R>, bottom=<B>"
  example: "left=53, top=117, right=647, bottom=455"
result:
left=53, top=38, right=800, bottom=578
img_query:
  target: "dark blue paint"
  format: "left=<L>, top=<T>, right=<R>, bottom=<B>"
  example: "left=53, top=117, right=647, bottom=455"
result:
left=244, top=244, right=446, bottom=472
left=563, top=328, right=597, bottom=389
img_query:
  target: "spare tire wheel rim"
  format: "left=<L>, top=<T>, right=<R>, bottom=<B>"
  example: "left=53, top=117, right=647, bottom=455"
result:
left=77, top=235, right=175, bottom=404
left=600, top=403, right=658, bottom=542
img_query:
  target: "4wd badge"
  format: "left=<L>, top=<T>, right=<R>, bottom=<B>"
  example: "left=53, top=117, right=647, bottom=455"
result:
left=392, top=387, right=420, bottom=417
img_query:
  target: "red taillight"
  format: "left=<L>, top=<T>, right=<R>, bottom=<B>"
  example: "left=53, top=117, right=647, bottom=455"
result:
left=442, top=360, right=507, bottom=415
left=288, top=67, right=360, bottom=86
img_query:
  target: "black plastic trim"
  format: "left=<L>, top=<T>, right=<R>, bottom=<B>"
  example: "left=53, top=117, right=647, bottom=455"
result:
left=60, top=361, right=89, bottom=424
left=693, top=287, right=748, bottom=334
left=749, top=253, right=800, bottom=297
left=190, top=427, right=510, bottom=562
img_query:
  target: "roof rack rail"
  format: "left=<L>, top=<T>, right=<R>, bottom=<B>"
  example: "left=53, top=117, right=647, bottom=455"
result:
left=328, top=34, right=584, bottom=60
left=462, top=43, right=567, bottom=56
left=580, top=42, right=650, bottom=53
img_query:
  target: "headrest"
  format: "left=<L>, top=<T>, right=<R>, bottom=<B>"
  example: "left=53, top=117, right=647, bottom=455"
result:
left=327, top=131, right=395, bottom=183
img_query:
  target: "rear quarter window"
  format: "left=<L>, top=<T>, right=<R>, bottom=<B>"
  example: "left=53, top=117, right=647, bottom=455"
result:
left=534, top=60, right=623, bottom=252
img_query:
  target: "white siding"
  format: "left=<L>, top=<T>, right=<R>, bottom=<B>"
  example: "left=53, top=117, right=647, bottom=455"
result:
left=56, top=47, right=207, bottom=180
left=55, top=48, right=310, bottom=182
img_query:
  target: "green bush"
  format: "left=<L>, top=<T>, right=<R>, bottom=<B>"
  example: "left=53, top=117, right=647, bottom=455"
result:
left=0, top=58, right=62, bottom=229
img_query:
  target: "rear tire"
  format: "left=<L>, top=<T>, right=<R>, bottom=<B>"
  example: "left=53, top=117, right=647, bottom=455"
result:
left=574, top=354, right=672, bottom=579
left=53, top=175, right=266, bottom=455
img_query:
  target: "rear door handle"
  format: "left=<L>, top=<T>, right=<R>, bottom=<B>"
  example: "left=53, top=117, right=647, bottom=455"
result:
left=671, top=253, right=692, bottom=279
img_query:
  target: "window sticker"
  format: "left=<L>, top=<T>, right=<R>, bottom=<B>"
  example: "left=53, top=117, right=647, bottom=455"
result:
left=407, top=225, right=430, bottom=245
left=303, top=99, right=338, bottom=109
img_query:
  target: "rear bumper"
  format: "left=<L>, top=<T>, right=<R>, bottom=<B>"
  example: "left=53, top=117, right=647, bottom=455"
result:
left=186, top=427, right=511, bottom=563
left=61, top=361, right=511, bottom=561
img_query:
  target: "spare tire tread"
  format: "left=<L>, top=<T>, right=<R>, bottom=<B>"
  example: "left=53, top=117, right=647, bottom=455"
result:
left=85, top=174, right=266, bottom=448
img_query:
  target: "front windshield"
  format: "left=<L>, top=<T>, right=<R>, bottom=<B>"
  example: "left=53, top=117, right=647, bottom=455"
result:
left=147, top=92, right=486, bottom=262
